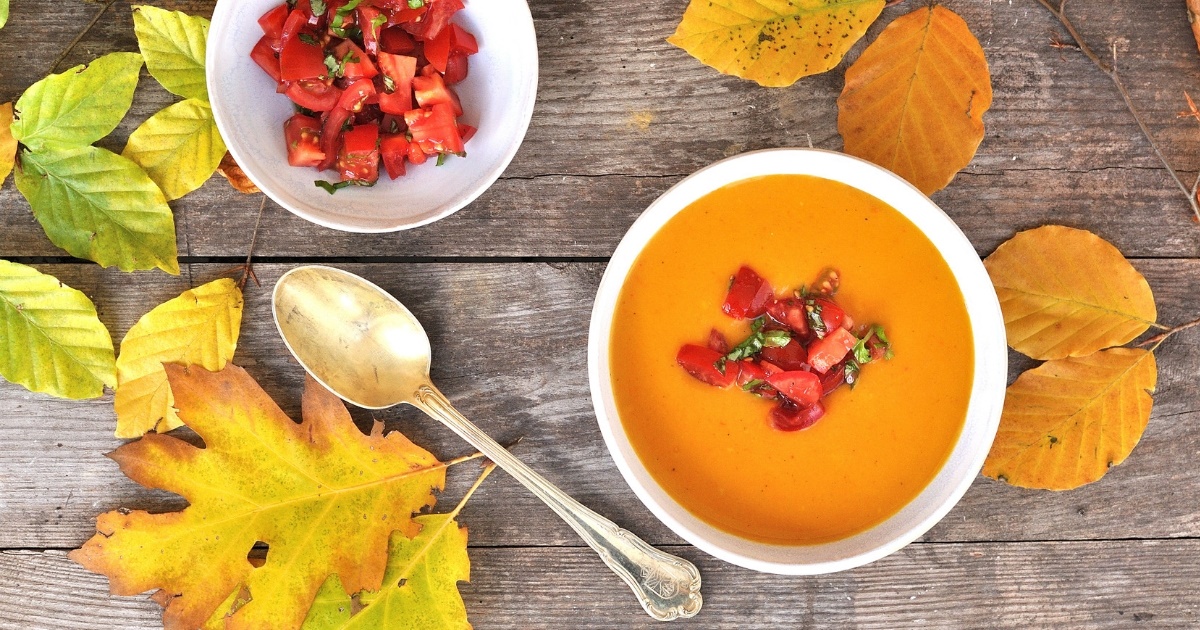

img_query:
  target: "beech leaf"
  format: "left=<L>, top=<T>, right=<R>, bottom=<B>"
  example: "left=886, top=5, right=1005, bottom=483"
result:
left=838, top=6, right=992, bottom=195
left=10, top=52, right=143, bottom=151
left=0, top=103, right=14, bottom=185
left=132, top=5, right=210, bottom=101
left=123, top=98, right=226, bottom=201
left=71, top=366, right=449, bottom=630
left=15, top=145, right=178, bottom=274
left=114, top=278, right=244, bottom=438
left=0, top=260, right=115, bottom=399
left=983, top=348, right=1157, bottom=490
left=0, top=0, right=8, bottom=29
left=984, top=226, right=1156, bottom=360
left=667, top=0, right=886, bottom=87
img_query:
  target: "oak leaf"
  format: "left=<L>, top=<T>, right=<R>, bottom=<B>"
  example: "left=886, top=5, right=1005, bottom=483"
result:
left=0, top=103, right=14, bottom=185
left=217, top=152, right=261, bottom=194
left=113, top=278, right=244, bottom=438
left=667, top=0, right=886, bottom=87
left=983, top=348, right=1157, bottom=490
left=838, top=6, right=992, bottom=195
left=984, top=226, right=1157, bottom=360
left=71, top=365, right=448, bottom=630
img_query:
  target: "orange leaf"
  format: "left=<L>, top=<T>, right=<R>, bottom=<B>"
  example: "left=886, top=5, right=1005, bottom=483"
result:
left=838, top=6, right=992, bottom=195
left=984, top=226, right=1156, bottom=360
left=667, top=0, right=886, bottom=87
left=71, top=365, right=446, bottom=630
left=1188, top=0, right=1200, bottom=54
left=216, top=151, right=260, bottom=194
left=983, top=348, right=1157, bottom=490
left=0, top=102, right=14, bottom=186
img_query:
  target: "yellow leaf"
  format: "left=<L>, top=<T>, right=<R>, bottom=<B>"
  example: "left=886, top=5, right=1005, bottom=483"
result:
left=71, top=366, right=447, bottom=630
left=0, top=102, right=14, bottom=186
left=984, top=225, right=1157, bottom=360
left=983, top=348, right=1157, bottom=490
left=667, top=0, right=886, bottom=87
left=837, top=6, right=992, bottom=195
left=113, top=278, right=243, bottom=438
left=122, top=98, right=226, bottom=201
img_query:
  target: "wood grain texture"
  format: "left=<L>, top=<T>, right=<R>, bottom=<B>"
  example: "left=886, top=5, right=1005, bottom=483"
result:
left=3, top=540, right=1198, bottom=629
left=2, top=0, right=1200, bottom=258
left=0, top=261, right=1197, bottom=550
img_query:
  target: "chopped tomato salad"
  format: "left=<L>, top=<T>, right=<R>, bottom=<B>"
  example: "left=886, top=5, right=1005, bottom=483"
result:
left=250, top=0, right=479, bottom=192
left=676, top=266, right=894, bottom=432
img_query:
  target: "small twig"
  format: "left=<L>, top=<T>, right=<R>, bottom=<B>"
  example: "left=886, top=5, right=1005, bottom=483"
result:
left=47, top=0, right=118, bottom=74
left=1033, top=0, right=1200, bottom=224
left=1137, top=315, right=1200, bottom=350
left=237, top=197, right=267, bottom=290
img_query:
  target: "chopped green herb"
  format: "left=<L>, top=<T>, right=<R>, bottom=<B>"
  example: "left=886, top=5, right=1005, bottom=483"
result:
left=370, top=13, right=388, bottom=30
left=762, top=330, right=791, bottom=348
left=298, top=33, right=319, bottom=46
left=436, top=152, right=448, bottom=166
left=294, top=105, right=318, bottom=117
left=407, top=0, right=425, bottom=8
left=324, top=54, right=341, bottom=77
left=315, top=180, right=353, bottom=194
left=806, top=299, right=827, bottom=338
left=716, top=316, right=792, bottom=371
left=844, top=361, right=860, bottom=387
left=741, top=379, right=765, bottom=391
left=310, top=0, right=327, bottom=15
left=335, top=0, right=363, bottom=17
left=382, top=74, right=396, bottom=93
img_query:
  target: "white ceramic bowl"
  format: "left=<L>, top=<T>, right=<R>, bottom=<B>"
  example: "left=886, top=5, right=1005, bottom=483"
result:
left=588, top=149, right=1007, bottom=575
left=206, top=0, right=538, bottom=232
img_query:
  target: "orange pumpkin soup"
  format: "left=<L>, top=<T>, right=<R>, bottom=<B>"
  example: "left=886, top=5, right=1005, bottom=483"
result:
left=609, top=174, right=974, bottom=545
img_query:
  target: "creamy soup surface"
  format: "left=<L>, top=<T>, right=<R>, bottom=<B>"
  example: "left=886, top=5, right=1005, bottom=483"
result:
left=609, top=174, right=974, bottom=544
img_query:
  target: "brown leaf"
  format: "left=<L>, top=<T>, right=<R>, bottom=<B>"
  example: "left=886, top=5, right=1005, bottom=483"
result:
left=1188, top=0, right=1200, bottom=54
left=984, top=226, right=1157, bottom=360
left=216, top=151, right=260, bottom=194
left=837, top=6, right=992, bottom=195
left=983, top=348, right=1157, bottom=490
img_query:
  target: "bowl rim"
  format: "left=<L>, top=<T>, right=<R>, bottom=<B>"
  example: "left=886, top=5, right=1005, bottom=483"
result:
left=205, top=0, right=539, bottom=233
left=586, top=148, right=1008, bottom=575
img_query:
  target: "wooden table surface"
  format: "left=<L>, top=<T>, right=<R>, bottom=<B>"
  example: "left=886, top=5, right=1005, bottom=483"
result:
left=3, top=0, right=1200, bottom=627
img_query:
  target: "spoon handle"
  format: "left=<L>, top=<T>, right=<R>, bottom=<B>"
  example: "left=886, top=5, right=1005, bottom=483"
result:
left=413, top=383, right=702, bottom=621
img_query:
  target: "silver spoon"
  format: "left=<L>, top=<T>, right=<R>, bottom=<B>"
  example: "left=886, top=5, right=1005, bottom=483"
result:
left=272, top=265, right=702, bottom=621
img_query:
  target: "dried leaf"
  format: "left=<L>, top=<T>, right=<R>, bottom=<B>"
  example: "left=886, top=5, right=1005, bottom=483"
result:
left=72, top=366, right=448, bottom=630
left=838, top=6, right=992, bottom=195
left=9, top=52, right=144, bottom=151
left=114, top=278, right=244, bottom=438
left=217, top=152, right=261, bottom=194
left=1188, top=0, right=1200, bottom=54
left=667, top=0, right=886, bottom=87
left=984, top=226, right=1156, bottom=360
left=983, top=348, right=1157, bottom=490
left=123, top=98, right=226, bottom=201
left=132, top=5, right=210, bottom=101
left=0, top=103, right=14, bottom=186
left=14, top=145, right=179, bottom=274
left=0, top=260, right=115, bottom=399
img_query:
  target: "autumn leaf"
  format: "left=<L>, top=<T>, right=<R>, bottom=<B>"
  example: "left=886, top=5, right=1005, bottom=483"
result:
left=838, top=6, right=992, bottom=195
left=983, top=348, right=1157, bottom=490
left=132, top=5, right=210, bottom=102
left=114, top=278, right=243, bottom=438
left=0, top=260, right=115, bottom=399
left=72, top=366, right=449, bottom=630
left=123, top=98, right=226, bottom=201
left=217, top=152, right=261, bottom=194
left=1188, top=0, right=1200, bottom=54
left=0, top=103, right=14, bottom=186
left=667, top=0, right=886, bottom=87
left=984, top=226, right=1157, bottom=360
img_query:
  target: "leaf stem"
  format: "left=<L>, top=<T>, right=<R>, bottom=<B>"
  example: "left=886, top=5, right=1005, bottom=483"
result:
left=47, top=0, right=118, bottom=75
left=238, top=197, right=266, bottom=291
left=1032, top=0, right=1200, bottom=223
left=1137, top=315, right=1200, bottom=351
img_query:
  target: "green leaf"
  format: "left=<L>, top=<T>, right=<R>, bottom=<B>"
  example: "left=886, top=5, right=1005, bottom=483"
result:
left=0, top=0, right=9, bottom=30
left=122, top=98, right=225, bottom=201
left=14, top=145, right=179, bottom=274
left=10, top=52, right=143, bottom=151
left=0, top=260, right=115, bottom=399
left=132, top=5, right=210, bottom=101
left=0, top=103, right=14, bottom=185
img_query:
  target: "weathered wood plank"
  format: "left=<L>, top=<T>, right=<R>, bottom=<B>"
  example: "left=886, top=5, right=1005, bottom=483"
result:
left=0, top=261, right=1197, bottom=549
left=2, top=0, right=1200, bottom=258
left=3, top=540, right=1198, bottom=628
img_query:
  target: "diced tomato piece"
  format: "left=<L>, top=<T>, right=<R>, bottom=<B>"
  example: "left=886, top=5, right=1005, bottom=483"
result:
left=812, top=298, right=846, bottom=336
left=406, top=140, right=428, bottom=164
left=820, top=362, right=846, bottom=396
left=404, top=103, right=464, bottom=155
left=337, top=78, right=377, bottom=112
left=379, top=26, right=417, bottom=53
left=808, top=328, right=858, bottom=374
left=283, top=114, right=325, bottom=167
left=722, top=266, right=773, bottom=320
left=332, top=40, right=378, bottom=80
left=423, top=23, right=453, bottom=73
left=676, top=345, right=735, bottom=388
left=376, top=52, right=417, bottom=115
left=707, top=329, right=729, bottom=354
left=293, top=0, right=322, bottom=25
left=735, top=360, right=766, bottom=387
left=280, top=9, right=310, bottom=45
left=358, top=6, right=385, bottom=55
left=258, top=4, right=290, bottom=39
left=318, top=106, right=352, bottom=170
left=759, top=360, right=783, bottom=376
left=412, top=72, right=462, bottom=115
left=325, top=0, right=355, bottom=34
left=391, top=3, right=428, bottom=24
left=251, top=36, right=282, bottom=82
left=769, top=401, right=825, bottom=432
left=759, top=339, right=807, bottom=372
left=766, top=297, right=810, bottom=337
left=443, top=52, right=468, bottom=84
left=284, top=79, right=342, bottom=111
left=380, top=133, right=409, bottom=179
left=337, top=124, right=380, bottom=184
left=280, top=32, right=328, bottom=80
left=765, top=370, right=822, bottom=407
left=380, top=114, right=406, bottom=134
left=449, top=23, right=478, bottom=54
left=402, top=0, right=464, bottom=40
